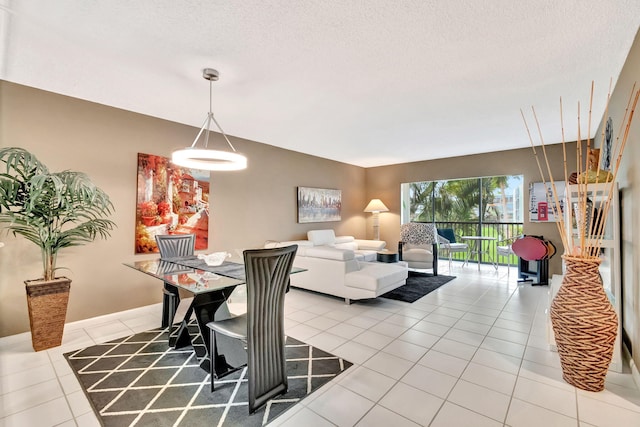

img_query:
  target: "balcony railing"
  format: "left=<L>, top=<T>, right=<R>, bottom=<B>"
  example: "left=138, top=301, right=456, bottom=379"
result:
left=434, top=221, right=523, bottom=266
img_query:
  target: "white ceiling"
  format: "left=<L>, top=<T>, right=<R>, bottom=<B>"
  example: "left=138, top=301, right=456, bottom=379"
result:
left=2, top=1, right=639, bottom=167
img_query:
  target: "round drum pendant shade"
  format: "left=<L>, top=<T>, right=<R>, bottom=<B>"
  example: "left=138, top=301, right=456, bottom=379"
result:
left=172, top=148, right=247, bottom=171
left=173, top=68, right=247, bottom=171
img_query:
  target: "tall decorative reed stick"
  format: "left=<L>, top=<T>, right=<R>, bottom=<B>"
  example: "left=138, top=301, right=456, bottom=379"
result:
left=521, top=82, right=639, bottom=258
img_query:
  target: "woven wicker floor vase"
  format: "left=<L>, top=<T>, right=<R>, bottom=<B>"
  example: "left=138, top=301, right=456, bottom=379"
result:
left=25, top=277, right=71, bottom=351
left=550, top=256, right=617, bottom=392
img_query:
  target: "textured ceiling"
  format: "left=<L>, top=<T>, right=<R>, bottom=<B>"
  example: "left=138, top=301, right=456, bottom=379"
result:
left=2, top=1, right=639, bottom=167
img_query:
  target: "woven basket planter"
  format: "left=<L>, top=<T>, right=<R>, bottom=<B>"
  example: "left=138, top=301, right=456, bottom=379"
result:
left=550, top=256, right=617, bottom=392
left=25, top=277, right=71, bottom=352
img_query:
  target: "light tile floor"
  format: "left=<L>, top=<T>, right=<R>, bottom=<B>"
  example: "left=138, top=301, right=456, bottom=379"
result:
left=2, top=262, right=640, bottom=426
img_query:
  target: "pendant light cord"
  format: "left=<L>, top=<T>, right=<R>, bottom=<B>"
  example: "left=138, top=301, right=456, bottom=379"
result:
left=190, top=74, right=238, bottom=152
left=173, top=67, right=246, bottom=171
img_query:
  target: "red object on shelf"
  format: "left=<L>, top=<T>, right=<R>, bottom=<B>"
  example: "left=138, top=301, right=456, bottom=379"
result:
left=538, top=202, right=548, bottom=221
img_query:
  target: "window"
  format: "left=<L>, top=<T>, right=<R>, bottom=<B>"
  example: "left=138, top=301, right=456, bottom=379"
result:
left=401, top=175, right=524, bottom=265
left=401, top=175, right=523, bottom=224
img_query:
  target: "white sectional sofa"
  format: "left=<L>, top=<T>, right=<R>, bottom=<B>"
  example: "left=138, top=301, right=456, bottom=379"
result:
left=265, top=230, right=408, bottom=303
left=306, top=229, right=386, bottom=261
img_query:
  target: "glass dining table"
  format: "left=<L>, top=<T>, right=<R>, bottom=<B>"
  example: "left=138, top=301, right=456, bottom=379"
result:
left=124, top=256, right=304, bottom=376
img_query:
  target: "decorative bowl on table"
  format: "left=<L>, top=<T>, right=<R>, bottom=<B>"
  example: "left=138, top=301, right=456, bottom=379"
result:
left=198, top=252, right=230, bottom=266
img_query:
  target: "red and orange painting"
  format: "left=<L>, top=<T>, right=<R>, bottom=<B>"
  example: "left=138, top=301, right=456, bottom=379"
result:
left=135, top=153, right=210, bottom=253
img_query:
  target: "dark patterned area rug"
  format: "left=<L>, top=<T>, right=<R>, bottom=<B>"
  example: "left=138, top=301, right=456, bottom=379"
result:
left=381, top=271, right=456, bottom=303
left=65, top=325, right=352, bottom=427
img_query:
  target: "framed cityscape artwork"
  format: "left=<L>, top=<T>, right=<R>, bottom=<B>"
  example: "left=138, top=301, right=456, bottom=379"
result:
left=297, top=187, right=342, bottom=223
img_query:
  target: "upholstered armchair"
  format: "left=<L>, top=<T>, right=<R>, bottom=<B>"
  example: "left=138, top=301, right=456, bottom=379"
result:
left=398, top=222, right=439, bottom=275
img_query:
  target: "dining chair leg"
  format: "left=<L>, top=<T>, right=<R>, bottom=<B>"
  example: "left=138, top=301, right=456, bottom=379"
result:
left=463, top=248, right=470, bottom=267
left=497, top=254, right=512, bottom=279
left=209, top=328, right=216, bottom=392
left=162, top=283, right=180, bottom=328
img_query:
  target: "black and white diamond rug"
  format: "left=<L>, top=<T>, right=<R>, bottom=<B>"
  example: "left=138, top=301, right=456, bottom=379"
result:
left=65, top=325, right=352, bottom=427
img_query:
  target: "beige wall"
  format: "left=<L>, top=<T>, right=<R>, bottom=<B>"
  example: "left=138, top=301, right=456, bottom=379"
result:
left=0, top=82, right=367, bottom=336
left=365, top=144, right=576, bottom=276
left=2, top=51, right=639, bottom=371
left=593, top=27, right=640, bottom=376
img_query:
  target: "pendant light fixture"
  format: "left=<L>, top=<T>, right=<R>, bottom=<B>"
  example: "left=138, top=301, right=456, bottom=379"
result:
left=171, top=68, right=247, bottom=171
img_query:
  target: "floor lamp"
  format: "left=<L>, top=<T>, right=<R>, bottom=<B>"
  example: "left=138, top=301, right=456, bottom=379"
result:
left=364, top=199, right=389, bottom=240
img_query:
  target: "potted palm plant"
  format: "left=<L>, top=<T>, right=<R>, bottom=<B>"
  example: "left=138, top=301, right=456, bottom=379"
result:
left=0, top=147, right=116, bottom=351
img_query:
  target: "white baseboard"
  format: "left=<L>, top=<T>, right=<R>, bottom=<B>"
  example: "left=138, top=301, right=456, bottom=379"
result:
left=623, top=344, right=640, bottom=390
left=630, top=355, right=640, bottom=390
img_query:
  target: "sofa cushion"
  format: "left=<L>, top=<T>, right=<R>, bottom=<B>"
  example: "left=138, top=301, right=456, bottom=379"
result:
left=335, top=241, right=359, bottom=251
left=299, top=245, right=355, bottom=261
left=354, top=239, right=386, bottom=251
left=403, top=242, right=433, bottom=252
left=307, top=229, right=336, bottom=246
left=264, top=240, right=312, bottom=249
left=334, top=236, right=355, bottom=244
left=402, top=247, right=434, bottom=263
left=354, top=250, right=378, bottom=262
left=345, top=263, right=408, bottom=291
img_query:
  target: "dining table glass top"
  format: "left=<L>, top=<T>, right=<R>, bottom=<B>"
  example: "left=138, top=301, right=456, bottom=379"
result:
left=124, top=256, right=305, bottom=295
left=124, top=259, right=243, bottom=294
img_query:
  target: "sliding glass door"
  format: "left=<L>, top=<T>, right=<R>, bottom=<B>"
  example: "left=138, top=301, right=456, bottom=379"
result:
left=401, top=175, right=524, bottom=265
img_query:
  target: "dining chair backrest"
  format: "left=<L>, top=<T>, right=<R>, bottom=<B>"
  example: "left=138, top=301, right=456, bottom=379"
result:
left=155, top=234, right=195, bottom=259
left=154, top=234, right=196, bottom=328
left=243, top=244, right=298, bottom=412
left=437, top=228, right=458, bottom=244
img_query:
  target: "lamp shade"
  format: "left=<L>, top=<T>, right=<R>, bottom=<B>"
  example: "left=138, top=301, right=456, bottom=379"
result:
left=364, top=199, right=389, bottom=213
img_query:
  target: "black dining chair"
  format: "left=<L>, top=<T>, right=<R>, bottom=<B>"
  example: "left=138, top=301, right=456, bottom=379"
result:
left=155, top=233, right=196, bottom=260
left=206, top=244, right=297, bottom=413
left=155, top=234, right=195, bottom=328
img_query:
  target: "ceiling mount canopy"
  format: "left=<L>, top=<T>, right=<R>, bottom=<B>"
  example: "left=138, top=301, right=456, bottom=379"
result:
left=171, top=68, right=247, bottom=171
